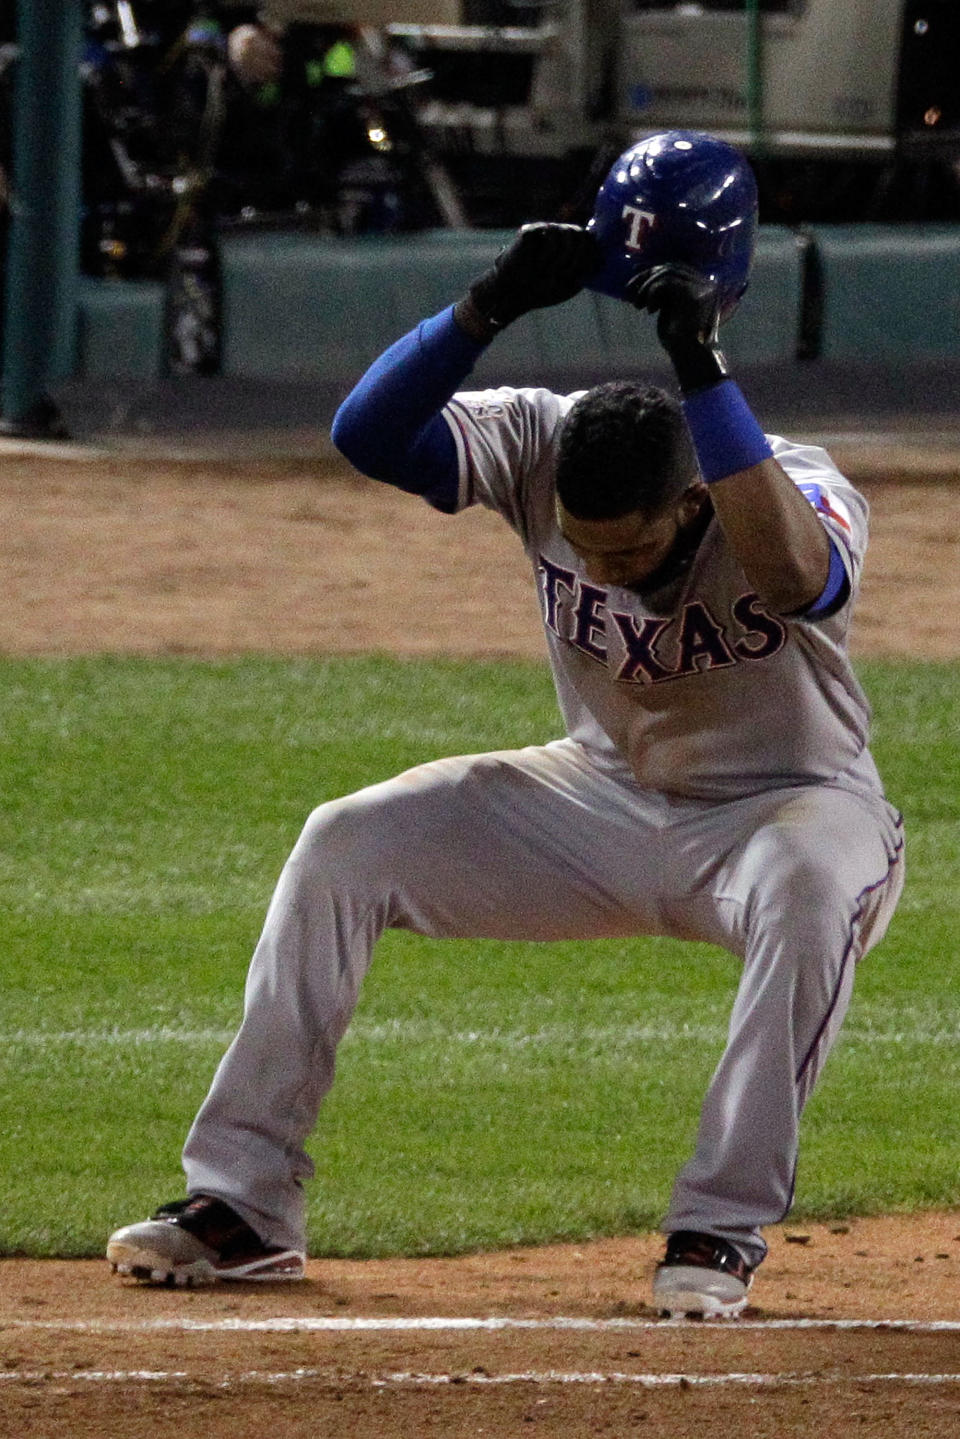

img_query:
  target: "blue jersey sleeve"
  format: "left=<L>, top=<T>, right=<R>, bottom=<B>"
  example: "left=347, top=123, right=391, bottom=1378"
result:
left=331, top=305, right=487, bottom=513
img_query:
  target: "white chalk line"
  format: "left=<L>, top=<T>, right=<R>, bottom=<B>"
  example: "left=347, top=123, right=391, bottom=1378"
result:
left=373, top=1371, right=960, bottom=1389
left=8, top=1315, right=960, bottom=1334
left=8, top=1315, right=960, bottom=1391
left=3, top=1366, right=960, bottom=1391
left=1, top=1022, right=729, bottom=1050
left=4, top=1016, right=960, bottom=1050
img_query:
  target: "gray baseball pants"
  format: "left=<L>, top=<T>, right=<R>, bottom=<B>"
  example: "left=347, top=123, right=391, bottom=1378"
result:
left=182, top=738, right=904, bottom=1267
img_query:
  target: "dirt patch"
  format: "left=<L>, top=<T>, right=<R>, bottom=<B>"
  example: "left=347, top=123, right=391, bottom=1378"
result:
left=1, top=445, right=958, bottom=1436
left=0, top=449, right=957, bottom=660
left=4, top=1215, right=960, bottom=1437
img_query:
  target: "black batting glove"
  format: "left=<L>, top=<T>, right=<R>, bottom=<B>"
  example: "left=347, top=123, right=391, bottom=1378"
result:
left=455, top=223, right=600, bottom=343
left=628, top=263, right=729, bottom=394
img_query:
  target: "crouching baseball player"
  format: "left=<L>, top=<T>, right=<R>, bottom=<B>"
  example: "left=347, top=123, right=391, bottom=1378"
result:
left=107, top=133, right=904, bottom=1317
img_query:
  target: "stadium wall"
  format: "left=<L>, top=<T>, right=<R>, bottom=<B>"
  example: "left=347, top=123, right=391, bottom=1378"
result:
left=61, top=223, right=960, bottom=445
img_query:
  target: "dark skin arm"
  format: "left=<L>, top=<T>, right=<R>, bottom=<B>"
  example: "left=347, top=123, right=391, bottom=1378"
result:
left=631, top=264, right=830, bottom=615
left=708, top=457, right=831, bottom=615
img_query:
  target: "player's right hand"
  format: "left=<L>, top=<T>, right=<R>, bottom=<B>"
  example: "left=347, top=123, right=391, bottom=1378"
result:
left=629, top=263, right=720, bottom=346
left=459, top=223, right=601, bottom=340
left=627, top=262, right=728, bottom=393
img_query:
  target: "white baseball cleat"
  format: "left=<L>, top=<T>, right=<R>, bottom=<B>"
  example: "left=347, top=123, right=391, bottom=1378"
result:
left=107, top=1195, right=305, bottom=1286
left=653, top=1230, right=754, bottom=1319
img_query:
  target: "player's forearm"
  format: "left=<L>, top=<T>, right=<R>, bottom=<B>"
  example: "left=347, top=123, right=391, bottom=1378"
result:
left=682, top=380, right=830, bottom=614
left=708, top=457, right=831, bottom=614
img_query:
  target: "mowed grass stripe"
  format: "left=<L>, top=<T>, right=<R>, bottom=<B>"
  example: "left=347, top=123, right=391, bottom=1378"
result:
left=0, top=654, right=957, bottom=1257
left=6, top=1013, right=960, bottom=1048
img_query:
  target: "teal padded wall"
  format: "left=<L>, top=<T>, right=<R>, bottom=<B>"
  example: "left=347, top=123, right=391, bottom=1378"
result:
left=219, top=229, right=510, bottom=381
left=815, top=224, right=960, bottom=361
left=719, top=226, right=803, bottom=366
left=74, top=224, right=960, bottom=383
left=218, top=225, right=803, bottom=383
left=75, top=278, right=166, bottom=379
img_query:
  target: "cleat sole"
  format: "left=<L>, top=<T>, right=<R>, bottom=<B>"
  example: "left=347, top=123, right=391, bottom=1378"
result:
left=107, top=1241, right=215, bottom=1288
left=107, top=1238, right=305, bottom=1286
left=656, top=1291, right=748, bottom=1321
left=653, top=1259, right=751, bottom=1321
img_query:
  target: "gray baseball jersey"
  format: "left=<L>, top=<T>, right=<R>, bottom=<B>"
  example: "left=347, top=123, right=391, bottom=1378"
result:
left=442, top=385, right=882, bottom=803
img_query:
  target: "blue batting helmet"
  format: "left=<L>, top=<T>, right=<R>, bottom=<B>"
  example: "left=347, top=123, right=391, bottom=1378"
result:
left=585, top=131, right=758, bottom=321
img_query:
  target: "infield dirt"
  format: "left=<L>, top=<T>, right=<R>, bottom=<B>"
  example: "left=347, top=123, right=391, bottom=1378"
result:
left=0, top=445, right=957, bottom=661
left=1, top=444, right=958, bottom=1437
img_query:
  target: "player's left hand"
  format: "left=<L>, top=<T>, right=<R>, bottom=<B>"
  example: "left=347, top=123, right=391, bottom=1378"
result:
left=457, top=223, right=601, bottom=342
left=627, top=263, right=728, bottom=392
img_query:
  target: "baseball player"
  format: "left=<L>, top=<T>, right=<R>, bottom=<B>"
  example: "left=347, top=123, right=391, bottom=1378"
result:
left=107, top=133, right=904, bottom=1317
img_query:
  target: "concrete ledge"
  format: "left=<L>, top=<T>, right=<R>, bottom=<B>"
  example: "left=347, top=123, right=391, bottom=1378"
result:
left=50, top=357, right=960, bottom=469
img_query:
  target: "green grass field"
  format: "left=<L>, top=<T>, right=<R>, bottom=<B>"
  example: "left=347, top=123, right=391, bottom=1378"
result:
left=0, top=654, right=957, bottom=1258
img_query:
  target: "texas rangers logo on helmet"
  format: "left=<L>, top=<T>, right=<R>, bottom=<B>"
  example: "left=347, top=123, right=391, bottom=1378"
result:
left=585, top=130, right=758, bottom=322
left=621, top=205, right=657, bottom=252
